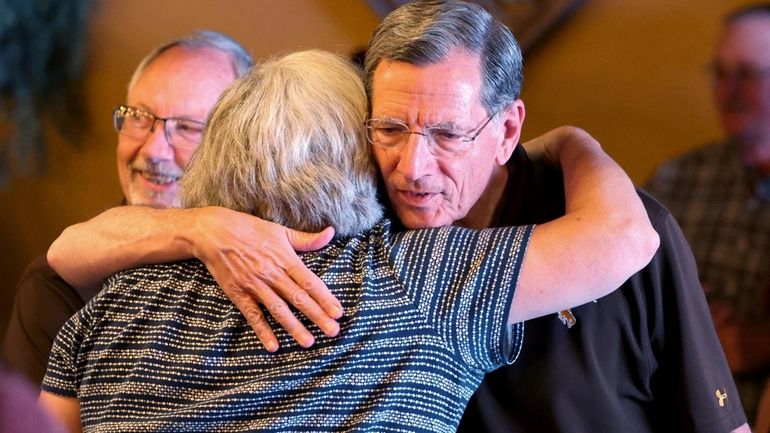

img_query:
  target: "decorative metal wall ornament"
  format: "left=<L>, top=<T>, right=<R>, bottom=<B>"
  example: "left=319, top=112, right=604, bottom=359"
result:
left=365, top=0, right=587, bottom=55
left=0, top=0, right=92, bottom=186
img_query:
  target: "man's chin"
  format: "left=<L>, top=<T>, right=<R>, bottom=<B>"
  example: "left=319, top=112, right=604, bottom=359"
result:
left=397, top=210, right=449, bottom=230
left=127, top=189, right=180, bottom=209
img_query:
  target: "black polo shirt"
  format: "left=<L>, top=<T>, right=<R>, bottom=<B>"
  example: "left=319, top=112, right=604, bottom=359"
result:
left=456, top=145, right=747, bottom=432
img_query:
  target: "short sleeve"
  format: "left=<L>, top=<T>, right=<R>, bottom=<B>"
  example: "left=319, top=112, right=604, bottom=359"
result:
left=641, top=197, right=748, bottom=432
left=390, top=224, right=533, bottom=372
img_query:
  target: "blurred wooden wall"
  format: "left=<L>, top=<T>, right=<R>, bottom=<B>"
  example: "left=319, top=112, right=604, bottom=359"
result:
left=0, top=0, right=755, bottom=335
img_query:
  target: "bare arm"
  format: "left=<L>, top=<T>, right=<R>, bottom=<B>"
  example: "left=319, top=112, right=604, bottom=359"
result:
left=509, top=126, right=660, bottom=323
left=39, top=391, right=81, bottom=433
left=730, top=423, right=751, bottom=433
left=47, top=206, right=341, bottom=351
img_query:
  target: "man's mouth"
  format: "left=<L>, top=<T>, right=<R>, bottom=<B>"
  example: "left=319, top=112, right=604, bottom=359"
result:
left=136, top=170, right=180, bottom=185
left=397, top=189, right=439, bottom=206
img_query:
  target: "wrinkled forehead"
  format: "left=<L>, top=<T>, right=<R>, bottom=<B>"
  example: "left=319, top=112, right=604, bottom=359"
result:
left=370, top=53, right=485, bottom=124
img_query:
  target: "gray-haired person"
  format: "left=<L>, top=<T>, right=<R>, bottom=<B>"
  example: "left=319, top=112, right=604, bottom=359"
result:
left=357, top=1, right=748, bottom=432
left=0, top=30, right=313, bottom=385
left=43, top=1, right=746, bottom=431
left=39, top=49, right=656, bottom=432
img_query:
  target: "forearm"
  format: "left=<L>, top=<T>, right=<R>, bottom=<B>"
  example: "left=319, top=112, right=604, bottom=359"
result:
left=47, top=206, right=201, bottom=289
left=39, top=391, right=81, bottom=433
left=730, top=423, right=751, bottom=433
left=550, top=126, right=658, bottom=276
left=512, top=127, right=659, bottom=322
left=559, top=126, right=659, bottom=280
left=48, top=205, right=340, bottom=349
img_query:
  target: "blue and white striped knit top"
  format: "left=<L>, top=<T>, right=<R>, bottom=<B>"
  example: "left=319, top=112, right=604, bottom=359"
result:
left=43, top=220, right=531, bottom=432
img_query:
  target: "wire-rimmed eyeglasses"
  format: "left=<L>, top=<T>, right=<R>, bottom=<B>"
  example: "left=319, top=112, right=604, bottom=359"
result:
left=112, top=105, right=206, bottom=148
left=364, top=112, right=496, bottom=155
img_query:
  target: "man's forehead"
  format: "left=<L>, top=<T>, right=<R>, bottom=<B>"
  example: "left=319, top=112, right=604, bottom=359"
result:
left=718, top=17, right=770, bottom=61
left=372, top=51, right=481, bottom=85
left=127, top=47, right=236, bottom=117
left=370, top=55, right=483, bottom=121
left=135, top=47, right=234, bottom=85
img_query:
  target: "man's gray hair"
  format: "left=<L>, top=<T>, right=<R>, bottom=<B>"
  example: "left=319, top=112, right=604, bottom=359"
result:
left=180, top=50, right=383, bottom=237
left=127, top=30, right=253, bottom=93
left=364, top=0, right=523, bottom=115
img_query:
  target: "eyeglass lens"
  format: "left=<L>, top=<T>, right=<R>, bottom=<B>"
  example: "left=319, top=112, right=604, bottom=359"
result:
left=113, top=106, right=204, bottom=147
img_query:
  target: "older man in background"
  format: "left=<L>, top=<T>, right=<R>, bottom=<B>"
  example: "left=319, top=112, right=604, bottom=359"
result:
left=646, top=3, right=770, bottom=423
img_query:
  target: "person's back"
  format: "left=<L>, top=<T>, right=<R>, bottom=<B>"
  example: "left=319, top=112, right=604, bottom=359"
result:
left=44, top=220, right=529, bottom=431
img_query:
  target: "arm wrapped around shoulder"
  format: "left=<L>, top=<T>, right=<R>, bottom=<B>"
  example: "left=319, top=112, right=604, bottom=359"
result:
left=510, top=126, right=659, bottom=324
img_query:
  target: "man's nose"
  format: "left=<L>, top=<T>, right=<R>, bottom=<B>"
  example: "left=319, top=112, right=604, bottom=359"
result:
left=140, top=120, right=175, bottom=160
left=395, top=132, right=435, bottom=181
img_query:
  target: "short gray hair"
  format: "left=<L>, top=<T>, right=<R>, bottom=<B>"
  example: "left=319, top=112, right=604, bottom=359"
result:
left=180, top=50, right=383, bottom=237
left=127, top=30, right=253, bottom=93
left=364, top=0, right=523, bottom=115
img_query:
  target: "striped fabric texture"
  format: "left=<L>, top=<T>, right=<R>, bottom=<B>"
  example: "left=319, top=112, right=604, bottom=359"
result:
left=43, top=220, right=531, bottom=433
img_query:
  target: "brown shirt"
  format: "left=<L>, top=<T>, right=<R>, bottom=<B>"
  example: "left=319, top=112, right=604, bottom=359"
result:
left=1, top=255, right=95, bottom=384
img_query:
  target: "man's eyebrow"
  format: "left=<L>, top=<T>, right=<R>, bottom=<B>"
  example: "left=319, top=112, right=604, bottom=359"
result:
left=425, top=121, right=461, bottom=130
left=371, top=115, right=463, bottom=130
left=370, top=115, right=406, bottom=123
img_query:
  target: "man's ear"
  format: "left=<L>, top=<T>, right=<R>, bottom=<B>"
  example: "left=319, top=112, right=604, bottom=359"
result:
left=496, top=99, right=526, bottom=165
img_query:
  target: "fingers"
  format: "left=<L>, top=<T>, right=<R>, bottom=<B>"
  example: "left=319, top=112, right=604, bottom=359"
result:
left=220, top=254, right=341, bottom=349
left=226, top=281, right=317, bottom=350
left=226, top=287, right=279, bottom=352
left=268, top=262, right=341, bottom=338
left=202, top=220, right=341, bottom=350
left=286, top=226, right=344, bottom=322
left=256, top=283, right=316, bottom=349
left=286, top=259, right=343, bottom=320
left=287, top=267, right=342, bottom=334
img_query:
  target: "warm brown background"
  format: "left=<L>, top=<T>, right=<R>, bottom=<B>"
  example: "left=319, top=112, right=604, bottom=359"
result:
left=0, top=0, right=753, bottom=334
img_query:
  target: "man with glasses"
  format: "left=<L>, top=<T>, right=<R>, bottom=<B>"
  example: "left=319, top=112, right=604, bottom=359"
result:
left=363, top=5, right=747, bottom=431
left=111, top=104, right=206, bottom=208
left=1, top=30, right=269, bottom=384
left=646, top=3, right=770, bottom=423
